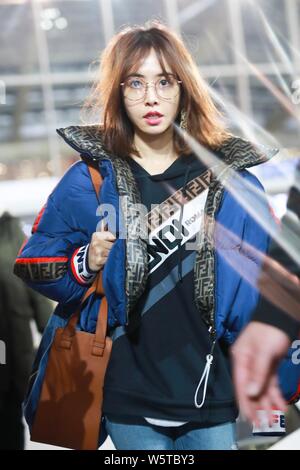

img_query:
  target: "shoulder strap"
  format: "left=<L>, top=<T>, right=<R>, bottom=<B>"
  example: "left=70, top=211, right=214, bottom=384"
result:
left=87, top=164, right=103, bottom=204
left=61, top=163, right=108, bottom=349
left=86, top=164, right=104, bottom=297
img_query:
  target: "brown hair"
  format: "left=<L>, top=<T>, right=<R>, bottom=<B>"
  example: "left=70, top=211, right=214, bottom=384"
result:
left=83, top=20, right=232, bottom=158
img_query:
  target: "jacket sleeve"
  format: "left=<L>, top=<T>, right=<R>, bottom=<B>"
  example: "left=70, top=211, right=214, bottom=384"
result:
left=251, top=162, right=300, bottom=340
left=13, top=162, right=98, bottom=305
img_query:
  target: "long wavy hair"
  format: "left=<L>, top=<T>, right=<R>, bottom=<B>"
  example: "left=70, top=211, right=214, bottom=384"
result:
left=83, top=20, right=232, bottom=158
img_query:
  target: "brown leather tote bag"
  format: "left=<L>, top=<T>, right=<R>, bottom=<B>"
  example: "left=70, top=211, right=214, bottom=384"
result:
left=31, top=165, right=113, bottom=450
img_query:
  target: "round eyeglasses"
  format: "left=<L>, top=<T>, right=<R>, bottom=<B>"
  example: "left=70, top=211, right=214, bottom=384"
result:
left=120, top=74, right=182, bottom=101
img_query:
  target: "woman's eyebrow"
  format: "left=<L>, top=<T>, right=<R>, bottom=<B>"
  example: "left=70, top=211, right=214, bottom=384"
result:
left=126, top=72, right=173, bottom=78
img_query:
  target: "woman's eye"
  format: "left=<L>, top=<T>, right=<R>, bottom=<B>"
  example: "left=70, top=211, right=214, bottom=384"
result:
left=129, top=79, right=143, bottom=88
left=160, top=77, right=172, bottom=87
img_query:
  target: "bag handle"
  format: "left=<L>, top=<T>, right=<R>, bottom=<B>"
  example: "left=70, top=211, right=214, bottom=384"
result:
left=59, top=163, right=109, bottom=356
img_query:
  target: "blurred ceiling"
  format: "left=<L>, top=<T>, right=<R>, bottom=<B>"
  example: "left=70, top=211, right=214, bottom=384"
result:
left=0, top=0, right=299, bottom=182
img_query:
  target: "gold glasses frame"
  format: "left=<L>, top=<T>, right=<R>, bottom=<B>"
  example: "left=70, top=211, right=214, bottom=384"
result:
left=120, top=74, right=182, bottom=101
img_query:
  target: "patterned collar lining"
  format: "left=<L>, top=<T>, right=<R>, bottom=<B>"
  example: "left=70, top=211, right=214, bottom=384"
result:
left=56, top=124, right=279, bottom=170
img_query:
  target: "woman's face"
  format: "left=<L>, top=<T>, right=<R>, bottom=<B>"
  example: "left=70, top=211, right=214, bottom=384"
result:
left=122, top=48, right=181, bottom=136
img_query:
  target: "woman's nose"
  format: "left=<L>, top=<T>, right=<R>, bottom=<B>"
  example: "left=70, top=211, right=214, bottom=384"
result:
left=144, top=84, right=159, bottom=104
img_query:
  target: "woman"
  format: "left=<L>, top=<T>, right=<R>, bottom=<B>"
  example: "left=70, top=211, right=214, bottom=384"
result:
left=14, top=21, right=293, bottom=450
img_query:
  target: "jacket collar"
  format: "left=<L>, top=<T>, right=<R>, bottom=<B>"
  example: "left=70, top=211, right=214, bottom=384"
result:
left=56, top=125, right=114, bottom=163
left=56, top=124, right=279, bottom=169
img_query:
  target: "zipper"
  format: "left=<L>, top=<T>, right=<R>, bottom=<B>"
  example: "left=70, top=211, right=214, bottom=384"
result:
left=194, top=182, right=225, bottom=409
left=209, top=184, right=225, bottom=342
left=125, top=242, right=130, bottom=326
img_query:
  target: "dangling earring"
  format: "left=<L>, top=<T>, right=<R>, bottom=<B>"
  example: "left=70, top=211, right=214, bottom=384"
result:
left=179, top=110, right=187, bottom=130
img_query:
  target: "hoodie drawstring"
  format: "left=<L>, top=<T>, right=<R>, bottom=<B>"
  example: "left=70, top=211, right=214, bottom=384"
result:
left=194, top=336, right=217, bottom=408
left=178, top=164, right=191, bottom=282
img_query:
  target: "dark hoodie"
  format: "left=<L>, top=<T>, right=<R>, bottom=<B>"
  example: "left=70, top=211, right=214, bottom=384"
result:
left=102, top=152, right=239, bottom=426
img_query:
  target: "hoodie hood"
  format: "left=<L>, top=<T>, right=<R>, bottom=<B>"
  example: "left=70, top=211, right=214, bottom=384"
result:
left=124, top=152, right=199, bottom=181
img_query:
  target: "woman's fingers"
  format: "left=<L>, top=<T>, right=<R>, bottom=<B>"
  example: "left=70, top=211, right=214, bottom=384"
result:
left=88, top=227, right=117, bottom=271
left=100, top=220, right=108, bottom=231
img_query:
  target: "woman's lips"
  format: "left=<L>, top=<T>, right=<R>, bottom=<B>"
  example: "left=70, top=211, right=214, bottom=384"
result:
left=144, top=115, right=163, bottom=126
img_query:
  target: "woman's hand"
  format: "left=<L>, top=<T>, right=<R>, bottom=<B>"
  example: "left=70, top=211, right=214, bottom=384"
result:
left=88, top=221, right=116, bottom=272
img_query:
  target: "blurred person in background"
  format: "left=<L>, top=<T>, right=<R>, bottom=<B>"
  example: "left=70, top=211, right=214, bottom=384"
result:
left=232, top=161, right=300, bottom=424
left=0, top=212, right=52, bottom=450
